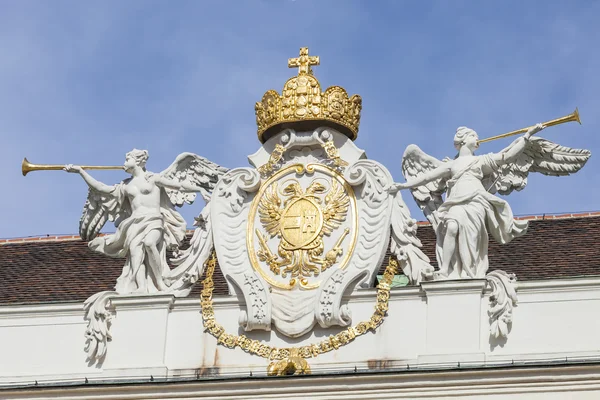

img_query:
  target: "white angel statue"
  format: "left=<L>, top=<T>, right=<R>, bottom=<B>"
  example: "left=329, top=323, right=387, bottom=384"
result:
left=64, top=149, right=228, bottom=294
left=389, top=124, right=590, bottom=280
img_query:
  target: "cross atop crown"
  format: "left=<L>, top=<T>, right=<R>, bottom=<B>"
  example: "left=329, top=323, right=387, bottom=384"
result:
left=288, top=47, right=320, bottom=75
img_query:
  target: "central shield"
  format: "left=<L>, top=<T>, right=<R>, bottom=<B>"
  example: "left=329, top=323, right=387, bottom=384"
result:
left=280, top=197, right=323, bottom=250
left=247, top=163, right=358, bottom=291
left=210, top=128, right=397, bottom=337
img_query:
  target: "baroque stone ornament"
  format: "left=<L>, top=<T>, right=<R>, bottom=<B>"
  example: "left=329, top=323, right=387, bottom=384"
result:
left=204, top=47, right=428, bottom=343
left=200, top=252, right=400, bottom=375
left=392, top=124, right=591, bottom=280
left=29, top=46, right=592, bottom=372
left=210, top=126, right=423, bottom=339
left=66, top=150, right=228, bottom=296
left=83, top=290, right=117, bottom=366
left=63, top=151, right=228, bottom=366
left=25, top=151, right=228, bottom=365
left=389, top=114, right=591, bottom=340
left=486, top=270, right=518, bottom=340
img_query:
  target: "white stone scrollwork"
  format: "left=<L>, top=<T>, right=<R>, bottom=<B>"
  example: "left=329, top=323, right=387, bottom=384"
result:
left=83, top=290, right=117, bottom=366
left=486, top=270, right=518, bottom=340
left=212, top=168, right=271, bottom=331
left=317, top=270, right=350, bottom=329
left=216, top=168, right=261, bottom=214
left=314, top=159, right=394, bottom=330
left=239, top=273, right=269, bottom=330
left=344, top=160, right=392, bottom=280
left=213, top=128, right=438, bottom=338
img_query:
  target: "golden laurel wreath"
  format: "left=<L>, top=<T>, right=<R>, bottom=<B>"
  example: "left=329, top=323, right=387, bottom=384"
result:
left=200, top=251, right=399, bottom=376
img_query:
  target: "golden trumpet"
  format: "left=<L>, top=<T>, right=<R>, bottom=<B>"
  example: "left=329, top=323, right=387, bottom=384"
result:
left=478, top=108, right=581, bottom=144
left=21, top=157, right=124, bottom=176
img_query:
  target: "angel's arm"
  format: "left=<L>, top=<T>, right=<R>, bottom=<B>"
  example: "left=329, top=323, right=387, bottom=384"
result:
left=401, top=162, right=452, bottom=189
left=490, top=123, right=545, bottom=166
left=65, top=165, right=115, bottom=194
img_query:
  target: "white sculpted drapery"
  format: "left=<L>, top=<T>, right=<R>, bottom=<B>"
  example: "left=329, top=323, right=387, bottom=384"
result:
left=394, top=124, right=590, bottom=279
left=433, top=153, right=527, bottom=278
left=66, top=149, right=228, bottom=295
left=73, top=150, right=228, bottom=366
left=392, top=123, right=590, bottom=340
left=87, top=179, right=188, bottom=293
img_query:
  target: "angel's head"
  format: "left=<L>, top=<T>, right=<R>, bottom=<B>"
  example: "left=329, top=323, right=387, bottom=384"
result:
left=454, top=127, right=480, bottom=152
left=124, top=149, right=149, bottom=172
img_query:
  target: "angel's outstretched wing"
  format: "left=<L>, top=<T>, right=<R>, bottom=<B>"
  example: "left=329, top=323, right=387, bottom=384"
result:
left=401, top=145, right=448, bottom=230
left=258, top=183, right=282, bottom=237
left=322, top=180, right=350, bottom=236
left=79, top=185, right=130, bottom=241
left=484, top=137, right=591, bottom=195
left=160, top=152, right=229, bottom=207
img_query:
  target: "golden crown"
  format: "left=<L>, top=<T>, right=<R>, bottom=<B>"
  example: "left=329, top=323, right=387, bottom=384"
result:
left=255, top=47, right=362, bottom=143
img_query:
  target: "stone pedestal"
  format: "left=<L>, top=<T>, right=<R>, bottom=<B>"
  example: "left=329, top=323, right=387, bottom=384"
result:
left=419, top=280, right=486, bottom=363
left=103, top=295, right=175, bottom=375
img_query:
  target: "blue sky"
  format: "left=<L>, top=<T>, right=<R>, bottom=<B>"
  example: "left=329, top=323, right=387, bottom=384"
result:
left=1, top=0, right=599, bottom=238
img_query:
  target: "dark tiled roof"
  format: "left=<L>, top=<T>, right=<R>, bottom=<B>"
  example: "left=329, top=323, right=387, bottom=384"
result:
left=1, top=215, right=599, bottom=305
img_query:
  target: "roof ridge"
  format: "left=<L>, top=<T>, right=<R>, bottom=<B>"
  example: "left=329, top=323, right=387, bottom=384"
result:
left=2, top=211, right=600, bottom=245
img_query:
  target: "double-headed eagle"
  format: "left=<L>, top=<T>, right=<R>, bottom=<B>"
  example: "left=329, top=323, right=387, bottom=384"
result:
left=255, top=179, right=350, bottom=283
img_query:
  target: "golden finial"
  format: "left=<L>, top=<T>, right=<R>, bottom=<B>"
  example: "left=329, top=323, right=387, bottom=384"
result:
left=287, top=47, right=320, bottom=75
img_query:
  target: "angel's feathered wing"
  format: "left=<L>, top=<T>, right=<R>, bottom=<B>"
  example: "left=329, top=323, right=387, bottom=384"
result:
left=401, top=145, right=448, bottom=230
left=79, top=182, right=130, bottom=241
left=160, top=152, right=229, bottom=207
left=483, top=137, right=591, bottom=195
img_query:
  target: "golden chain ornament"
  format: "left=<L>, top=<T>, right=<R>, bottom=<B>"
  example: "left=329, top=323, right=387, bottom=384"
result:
left=257, top=143, right=286, bottom=176
left=257, top=140, right=348, bottom=179
left=321, top=139, right=349, bottom=167
left=200, top=252, right=399, bottom=375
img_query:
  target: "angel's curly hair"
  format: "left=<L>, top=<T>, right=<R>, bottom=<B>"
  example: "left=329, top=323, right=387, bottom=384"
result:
left=126, top=149, right=149, bottom=169
left=453, top=126, right=478, bottom=150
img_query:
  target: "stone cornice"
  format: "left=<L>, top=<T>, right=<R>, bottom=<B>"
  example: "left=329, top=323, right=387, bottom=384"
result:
left=3, top=362, right=600, bottom=399
left=3, top=276, right=600, bottom=318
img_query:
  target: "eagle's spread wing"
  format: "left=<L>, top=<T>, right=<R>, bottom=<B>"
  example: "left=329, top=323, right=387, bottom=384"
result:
left=258, top=182, right=283, bottom=237
left=321, top=180, right=350, bottom=236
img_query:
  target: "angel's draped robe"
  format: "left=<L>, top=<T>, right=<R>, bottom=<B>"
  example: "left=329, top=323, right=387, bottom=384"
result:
left=435, top=154, right=528, bottom=278
left=88, top=180, right=187, bottom=294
